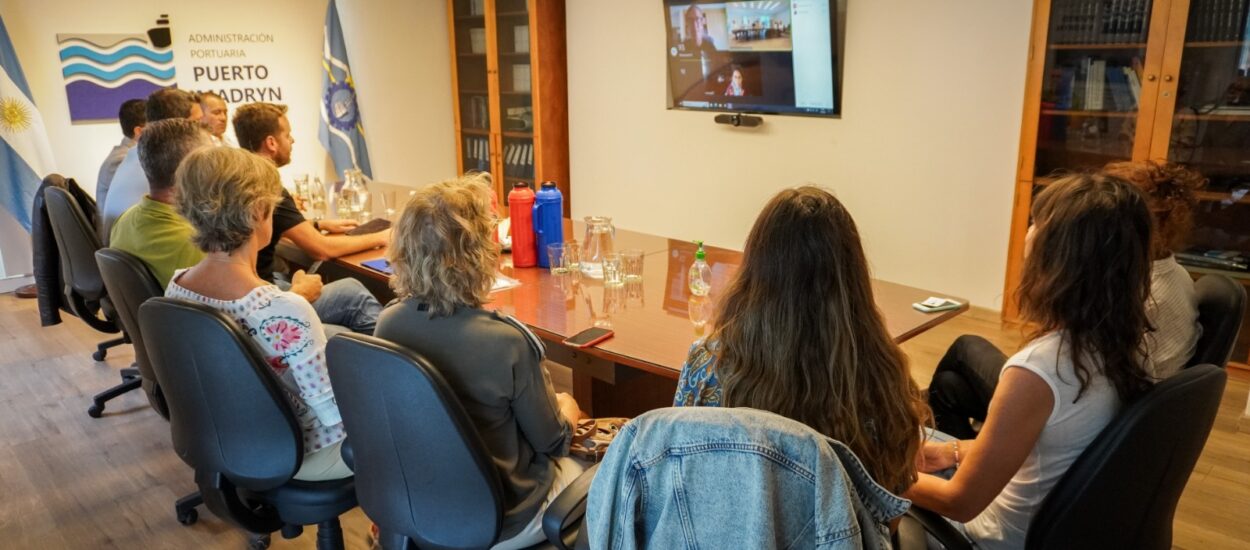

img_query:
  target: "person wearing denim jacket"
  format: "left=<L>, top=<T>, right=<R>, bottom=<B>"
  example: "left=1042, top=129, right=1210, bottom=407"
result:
left=586, top=407, right=910, bottom=549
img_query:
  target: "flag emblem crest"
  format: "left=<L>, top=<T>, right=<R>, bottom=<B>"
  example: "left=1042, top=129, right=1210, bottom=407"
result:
left=325, top=80, right=359, bottom=132
left=0, top=96, right=31, bottom=133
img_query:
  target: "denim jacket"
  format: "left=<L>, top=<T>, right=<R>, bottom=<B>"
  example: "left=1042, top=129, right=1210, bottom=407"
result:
left=586, top=407, right=910, bottom=549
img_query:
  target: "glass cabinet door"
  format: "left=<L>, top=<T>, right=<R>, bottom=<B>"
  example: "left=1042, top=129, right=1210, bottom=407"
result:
left=1033, top=0, right=1161, bottom=178
left=453, top=0, right=495, bottom=176
left=494, top=0, right=536, bottom=192
left=1164, top=0, right=1250, bottom=358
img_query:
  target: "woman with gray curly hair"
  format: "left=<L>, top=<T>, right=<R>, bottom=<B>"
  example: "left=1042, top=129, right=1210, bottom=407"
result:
left=376, top=172, right=583, bottom=549
left=165, top=146, right=350, bottom=481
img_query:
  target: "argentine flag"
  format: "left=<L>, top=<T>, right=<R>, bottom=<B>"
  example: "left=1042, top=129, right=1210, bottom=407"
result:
left=319, top=0, right=373, bottom=179
left=0, top=14, right=55, bottom=233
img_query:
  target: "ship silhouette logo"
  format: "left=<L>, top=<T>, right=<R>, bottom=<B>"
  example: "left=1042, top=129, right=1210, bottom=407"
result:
left=57, top=15, right=175, bottom=122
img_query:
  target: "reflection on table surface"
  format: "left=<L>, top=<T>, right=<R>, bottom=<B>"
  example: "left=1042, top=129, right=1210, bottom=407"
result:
left=336, top=220, right=969, bottom=380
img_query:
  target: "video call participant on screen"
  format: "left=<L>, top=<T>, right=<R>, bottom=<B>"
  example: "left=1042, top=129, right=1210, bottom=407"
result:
left=232, top=102, right=384, bottom=335
left=108, top=119, right=213, bottom=288
left=197, top=91, right=234, bottom=147
left=724, top=65, right=746, bottom=96
left=102, top=88, right=203, bottom=244
left=96, top=98, right=146, bottom=228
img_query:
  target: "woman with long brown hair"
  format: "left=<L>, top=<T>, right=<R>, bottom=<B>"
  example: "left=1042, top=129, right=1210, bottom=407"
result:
left=906, top=174, right=1155, bottom=550
left=673, top=185, right=930, bottom=495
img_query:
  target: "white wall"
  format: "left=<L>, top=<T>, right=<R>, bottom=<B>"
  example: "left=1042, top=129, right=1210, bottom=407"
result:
left=335, top=0, right=455, bottom=186
left=566, top=1, right=1033, bottom=310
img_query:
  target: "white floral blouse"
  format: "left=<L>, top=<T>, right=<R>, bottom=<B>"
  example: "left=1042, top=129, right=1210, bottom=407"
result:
left=166, top=269, right=346, bottom=454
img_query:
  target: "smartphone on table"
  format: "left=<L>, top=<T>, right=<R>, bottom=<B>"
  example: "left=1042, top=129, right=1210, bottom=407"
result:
left=562, top=327, right=615, bottom=348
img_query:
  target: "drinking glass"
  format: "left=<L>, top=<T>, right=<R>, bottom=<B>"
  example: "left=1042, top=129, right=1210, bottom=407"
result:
left=620, top=249, right=644, bottom=282
left=546, top=243, right=566, bottom=275
left=563, top=241, right=581, bottom=272
left=602, top=253, right=623, bottom=288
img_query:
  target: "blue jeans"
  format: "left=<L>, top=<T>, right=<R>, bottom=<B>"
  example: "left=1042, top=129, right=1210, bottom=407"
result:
left=276, top=277, right=381, bottom=336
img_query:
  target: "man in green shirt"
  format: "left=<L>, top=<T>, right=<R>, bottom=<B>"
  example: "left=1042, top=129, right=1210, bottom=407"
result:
left=109, top=118, right=213, bottom=287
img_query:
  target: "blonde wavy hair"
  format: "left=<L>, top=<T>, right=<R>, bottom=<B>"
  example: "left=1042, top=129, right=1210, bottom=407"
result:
left=388, top=173, right=499, bottom=316
left=174, top=147, right=283, bottom=253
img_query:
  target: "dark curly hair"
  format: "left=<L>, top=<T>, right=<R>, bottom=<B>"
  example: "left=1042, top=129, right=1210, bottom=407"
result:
left=1102, top=160, right=1206, bottom=259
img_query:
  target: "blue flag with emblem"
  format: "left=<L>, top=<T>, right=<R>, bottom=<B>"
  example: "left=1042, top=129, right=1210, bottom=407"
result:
left=0, top=14, right=55, bottom=232
left=319, top=0, right=373, bottom=179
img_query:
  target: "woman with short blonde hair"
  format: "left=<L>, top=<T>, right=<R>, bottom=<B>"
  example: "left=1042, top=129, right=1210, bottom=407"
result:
left=166, top=147, right=350, bottom=481
left=377, top=173, right=584, bottom=549
left=387, top=172, right=497, bottom=314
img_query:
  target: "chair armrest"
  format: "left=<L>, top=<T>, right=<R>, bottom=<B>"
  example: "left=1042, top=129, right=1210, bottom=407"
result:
left=542, top=462, right=600, bottom=550
left=894, top=513, right=928, bottom=550
left=904, top=506, right=974, bottom=550
left=340, top=438, right=354, bottom=471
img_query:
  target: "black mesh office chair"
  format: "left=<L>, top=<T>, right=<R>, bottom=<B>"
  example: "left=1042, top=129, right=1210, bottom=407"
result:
left=42, top=186, right=137, bottom=416
left=910, top=364, right=1227, bottom=550
left=94, top=248, right=202, bottom=525
left=1186, top=274, right=1247, bottom=369
left=325, top=333, right=592, bottom=550
left=139, top=298, right=357, bottom=549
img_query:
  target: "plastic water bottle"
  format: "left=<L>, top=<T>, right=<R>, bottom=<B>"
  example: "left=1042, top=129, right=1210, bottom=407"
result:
left=532, top=181, right=563, bottom=268
left=688, top=241, right=711, bottom=296
left=508, top=182, right=537, bottom=267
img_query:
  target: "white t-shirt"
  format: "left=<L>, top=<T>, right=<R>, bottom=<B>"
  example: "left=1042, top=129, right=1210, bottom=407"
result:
left=1145, top=255, right=1201, bottom=379
left=965, top=331, right=1122, bottom=550
left=101, top=147, right=149, bottom=245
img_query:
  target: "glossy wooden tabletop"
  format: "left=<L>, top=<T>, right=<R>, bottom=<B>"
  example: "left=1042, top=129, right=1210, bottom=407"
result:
left=335, top=219, right=969, bottom=380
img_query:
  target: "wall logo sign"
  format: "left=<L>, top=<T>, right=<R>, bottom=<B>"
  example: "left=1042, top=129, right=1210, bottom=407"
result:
left=57, top=15, right=174, bottom=122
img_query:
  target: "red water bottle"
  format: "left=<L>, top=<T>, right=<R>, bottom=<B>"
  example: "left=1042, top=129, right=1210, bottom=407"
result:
left=508, top=182, right=537, bottom=267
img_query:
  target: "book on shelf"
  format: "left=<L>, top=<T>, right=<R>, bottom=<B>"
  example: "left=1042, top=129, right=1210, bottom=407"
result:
left=469, top=28, right=487, bottom=54
left=469, top=0, right=485, bottom=16
left=1177, top=250, right=1250, bottom=271
left=513, top=64, right=531, bottom=92
left=1187, top=0, right=1250, bottom=41
left=1202, top=104, right=1250, bottom=115
left=1050, top=0, right=1151, bottom=44
left=514, top=25, right=530, bottom=53
left=1124, top=66, right=1142, bottom=104
left=1106, top=65, right=1136, bottom=110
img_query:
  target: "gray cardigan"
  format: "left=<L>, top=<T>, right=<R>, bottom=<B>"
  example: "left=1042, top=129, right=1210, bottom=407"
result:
left=375, top=300, right=573, bottom=540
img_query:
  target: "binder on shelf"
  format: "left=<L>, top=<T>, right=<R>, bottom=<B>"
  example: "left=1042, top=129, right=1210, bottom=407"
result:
left=513, top=64, right=531, bottom=92
left=469, top=0, right=485, bottom=16
left=470, top=28, right=487, bottom=54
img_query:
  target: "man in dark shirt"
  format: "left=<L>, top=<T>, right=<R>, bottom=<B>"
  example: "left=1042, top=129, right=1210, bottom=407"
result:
left=233, top=102, right=385, bottom=334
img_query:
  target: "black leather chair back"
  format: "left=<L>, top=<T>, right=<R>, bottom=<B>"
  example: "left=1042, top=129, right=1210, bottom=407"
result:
left=139, top=297, right=301, bottom=490
left=326, top=333, right=504, bottom=549
left=43, top=186, right=106, bottom=304
left=1187, top=274, right=1246, bottom=369
left=1026, top=364, right=1227, bottom=550
left=95, top=248, right=168, bottom=417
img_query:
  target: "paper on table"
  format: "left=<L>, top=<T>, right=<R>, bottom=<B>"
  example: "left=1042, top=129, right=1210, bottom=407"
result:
left=492, top=273, right=521, bottom=293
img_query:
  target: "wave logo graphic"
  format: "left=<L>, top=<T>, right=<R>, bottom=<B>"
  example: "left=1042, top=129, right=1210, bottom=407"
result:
left=57, top=16, right=175, bottom=122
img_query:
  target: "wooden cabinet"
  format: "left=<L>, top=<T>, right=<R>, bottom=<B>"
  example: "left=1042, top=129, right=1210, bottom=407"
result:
left=1006, top=0, right=1250, bottom=365
left=447, top=0, right=570, bottom=214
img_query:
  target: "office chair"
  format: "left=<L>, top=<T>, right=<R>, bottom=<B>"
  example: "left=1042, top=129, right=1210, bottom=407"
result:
left=1186, top=274, right=1246, bottom=369
left=42, top=186, right=137, bottom=416
left=139, top=298, right=357, bottom=549
left=325, top=333, right=592, bottom=549
left=910, top=364, right=1227, bottom=550
left=94, top=248, right=202, bottom=525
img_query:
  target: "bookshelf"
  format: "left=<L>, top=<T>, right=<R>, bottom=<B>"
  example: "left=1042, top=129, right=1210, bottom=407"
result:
left=1007, top=0, right=1250, bottom=368
left=448, top=0, right=571, bottom=215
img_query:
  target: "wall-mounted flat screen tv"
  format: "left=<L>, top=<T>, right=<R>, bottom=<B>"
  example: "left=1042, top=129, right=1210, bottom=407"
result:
left=664, top=0, right=840, bottom=117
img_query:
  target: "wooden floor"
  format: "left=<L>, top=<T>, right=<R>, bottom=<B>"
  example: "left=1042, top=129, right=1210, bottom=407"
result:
left=0, top=294, right=1246, bottom=549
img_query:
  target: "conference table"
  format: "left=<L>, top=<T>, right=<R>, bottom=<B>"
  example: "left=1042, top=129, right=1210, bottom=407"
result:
left=306, top=217, right=969, bottom=417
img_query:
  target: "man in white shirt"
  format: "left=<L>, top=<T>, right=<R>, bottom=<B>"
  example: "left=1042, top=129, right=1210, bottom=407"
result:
left=197, top=91, right=236, bottom=147
left=101, top=88, right=202, bottom=244
left=95, top=99, right=145, bottom=229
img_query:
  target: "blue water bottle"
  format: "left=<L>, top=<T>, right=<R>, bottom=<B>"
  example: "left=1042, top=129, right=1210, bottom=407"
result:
left=533, top=181, right=564, bottom=268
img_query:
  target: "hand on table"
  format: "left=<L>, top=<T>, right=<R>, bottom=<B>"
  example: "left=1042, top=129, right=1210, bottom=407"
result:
left=317, top=219, right=359, bottom=234
left=290, top=269, right=324, bottom=304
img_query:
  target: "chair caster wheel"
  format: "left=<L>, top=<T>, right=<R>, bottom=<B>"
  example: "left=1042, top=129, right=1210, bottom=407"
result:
left=249, top=534, right=271, bottom=550
left=92, top=349, right=107, bottom=361
left=176, top=508, right=197, bottom=525
left=87, top=404, right=103, bottom=418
